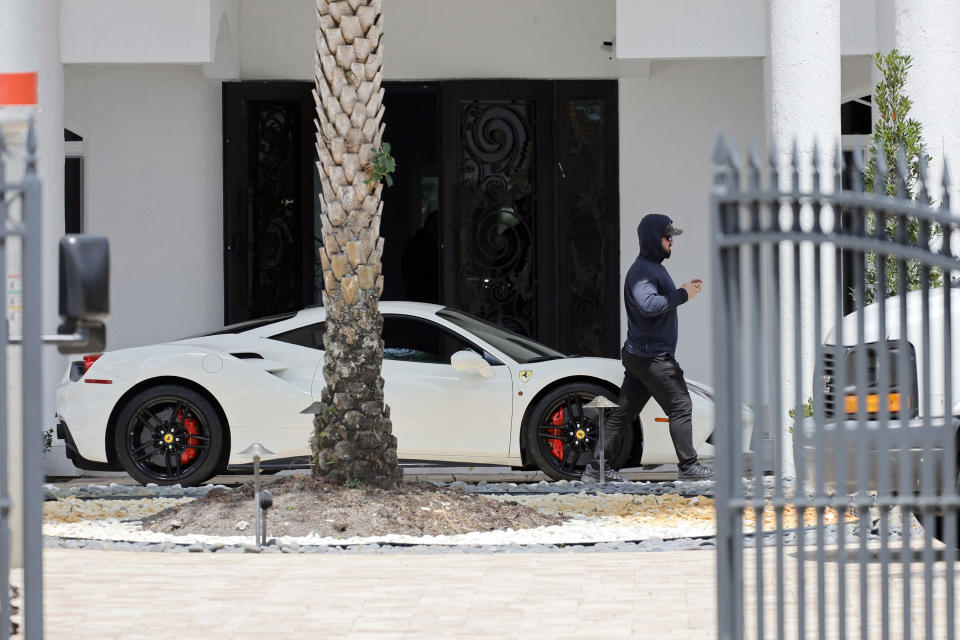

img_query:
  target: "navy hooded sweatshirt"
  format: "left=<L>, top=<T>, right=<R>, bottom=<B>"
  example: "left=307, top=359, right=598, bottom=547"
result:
left=623, top=214, right=689, bottom=356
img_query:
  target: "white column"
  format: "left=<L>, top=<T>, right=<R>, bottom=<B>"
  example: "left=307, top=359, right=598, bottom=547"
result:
left=765, top=0, right=841, bottom=474
left=893, top=0, right=960, bottom=206
left=0, top=0, right=40, bottom=572
left=37, top=1, right=70, bottom=478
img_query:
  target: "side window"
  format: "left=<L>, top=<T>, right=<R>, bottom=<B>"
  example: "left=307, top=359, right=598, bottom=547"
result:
left=382, top=316, right=491, bottom=364
left=268, top=322, right=325, bottom=350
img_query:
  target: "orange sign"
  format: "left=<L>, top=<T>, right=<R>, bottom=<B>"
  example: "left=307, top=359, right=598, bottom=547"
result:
left=0, top=72, right=38, bottom=106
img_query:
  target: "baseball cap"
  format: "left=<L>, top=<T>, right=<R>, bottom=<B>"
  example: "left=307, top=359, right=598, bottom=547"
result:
left=665, top=222, right=683, bottom=237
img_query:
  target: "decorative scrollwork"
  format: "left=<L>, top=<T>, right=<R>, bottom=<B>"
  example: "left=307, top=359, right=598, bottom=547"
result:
left=457, top=100, right=537, bottom=337
left=251, top=104, right=298, bottom=317
left=566, top=99, right=607, bottom=356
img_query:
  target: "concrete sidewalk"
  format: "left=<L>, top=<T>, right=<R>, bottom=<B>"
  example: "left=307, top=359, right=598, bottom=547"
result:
left=21, top=548, right=718, bottom=639
left=13, top=545, right=960, bottom=639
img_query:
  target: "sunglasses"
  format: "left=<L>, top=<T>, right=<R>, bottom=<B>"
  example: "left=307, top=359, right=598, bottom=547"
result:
left=664, top=235, right=673, bottom=242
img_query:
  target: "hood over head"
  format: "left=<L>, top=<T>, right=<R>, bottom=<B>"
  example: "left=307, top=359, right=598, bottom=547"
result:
left=637, top=214, right=681, bottom=263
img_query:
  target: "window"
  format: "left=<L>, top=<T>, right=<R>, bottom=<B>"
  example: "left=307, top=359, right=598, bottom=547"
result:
left=64, top=129, right=84, bottom=234
left=841, top=95, right=872, bottom=136
left=839, top=95, right=873, bottom=313
left=382, top=315, right=498, bottom=364
left=268, top=322, right=326, bottom=350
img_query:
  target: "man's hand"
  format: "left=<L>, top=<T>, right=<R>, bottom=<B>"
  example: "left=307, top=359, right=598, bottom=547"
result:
left=681, top=278, right=703, bottom=300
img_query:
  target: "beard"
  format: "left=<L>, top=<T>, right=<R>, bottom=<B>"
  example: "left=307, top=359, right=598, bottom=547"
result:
left=663, top=248, right=671, bottom=259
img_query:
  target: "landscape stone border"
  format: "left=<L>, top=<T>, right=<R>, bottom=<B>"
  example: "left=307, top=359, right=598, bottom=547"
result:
left=39, top=476, right=908, bottom=555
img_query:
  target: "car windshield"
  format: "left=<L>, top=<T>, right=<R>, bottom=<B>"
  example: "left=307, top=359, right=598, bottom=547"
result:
left=437, top=308, right=566, bottom=364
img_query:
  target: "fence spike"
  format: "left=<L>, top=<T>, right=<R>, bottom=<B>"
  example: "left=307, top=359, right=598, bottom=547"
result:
left=712, top=131, right=728, bottom=164
left=942, top=157, right=952, bottom=212
left=25, top=118, right=38, bottom=176
left=832, top=140, right=844, bottom=191
left=747, top=142, right=760, bottom=190
left=768, top=137, right=780, bottom=193
left=895, top=146, right=908, bottom=200
left=790, top=137, right=800, bottom=194
left=712, top=131, right=730, bottom=189
left=851, top=140, right=864, bottom=193
left=917, top=151, right=930, bottom=206
left=874, top=145, right=888, bottom=196
left=728, top=139, right=741, bottom=178
left=811, top=138, right=822, bottom=195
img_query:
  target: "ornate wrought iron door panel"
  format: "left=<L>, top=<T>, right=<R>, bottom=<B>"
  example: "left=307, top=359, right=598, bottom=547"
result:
left=555, top=83, right=619, bottom=357
left=223, top=83, right=315, bottom=324
left=456, top=99, right=538, bottom=337
left=563, top=99, right=607, bottom=355
left=247, top=104, right=298, bottom=317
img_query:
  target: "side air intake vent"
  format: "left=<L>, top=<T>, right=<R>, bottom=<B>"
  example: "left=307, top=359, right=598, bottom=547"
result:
left=231, top=352, right=264, bottom=360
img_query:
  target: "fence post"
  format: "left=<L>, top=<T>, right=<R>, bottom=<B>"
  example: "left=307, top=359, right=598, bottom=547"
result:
left=19, top=121, right=43, bottom=638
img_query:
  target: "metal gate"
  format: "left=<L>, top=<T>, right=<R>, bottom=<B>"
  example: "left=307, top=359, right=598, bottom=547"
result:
left=1, top=122, right=108, bottom=639
left=712, top=135, right=959, bottom=639
left=1, top=122, right=44, bottom=640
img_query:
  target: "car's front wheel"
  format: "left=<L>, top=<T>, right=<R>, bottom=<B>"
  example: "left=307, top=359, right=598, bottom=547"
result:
left=523, top=382, right=634, bottom=482
left=114, top=384, right=224, bottom=486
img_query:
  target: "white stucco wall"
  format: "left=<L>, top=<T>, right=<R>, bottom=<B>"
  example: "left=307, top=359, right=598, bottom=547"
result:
left=63, top=65, right=223, bottom=349
left=62, top=0, right=214, bottom=64
left=239, top=0, right=618, bottom=80
left=619, top=59, right=765, bottom=384
left=616, top=0, right=876, bottom=60
left=894, top=0, right=960, bottom=205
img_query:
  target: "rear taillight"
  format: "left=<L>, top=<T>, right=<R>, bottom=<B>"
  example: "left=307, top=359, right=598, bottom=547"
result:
left=82, top=354, right=103, bottom=373
left=70, top=354, right=104, bottom=382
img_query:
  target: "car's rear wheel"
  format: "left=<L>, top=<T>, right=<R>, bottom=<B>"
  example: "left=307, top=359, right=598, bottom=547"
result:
left=114, top=384, right=224, bottom=486
left=523, top=382, right=634, bottom=482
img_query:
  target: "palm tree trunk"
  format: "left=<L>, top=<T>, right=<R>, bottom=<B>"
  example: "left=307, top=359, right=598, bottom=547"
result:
left=311, top=0, right=401, bottom=488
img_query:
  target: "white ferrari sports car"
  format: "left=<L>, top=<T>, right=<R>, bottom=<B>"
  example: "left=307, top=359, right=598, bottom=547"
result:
left=56, top=301, right=750, bottom=485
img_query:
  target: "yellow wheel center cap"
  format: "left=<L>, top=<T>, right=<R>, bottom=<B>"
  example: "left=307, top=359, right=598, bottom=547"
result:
left=163, top=434, right=174, bottom=444
left=575, top=429, right=586, bottom=440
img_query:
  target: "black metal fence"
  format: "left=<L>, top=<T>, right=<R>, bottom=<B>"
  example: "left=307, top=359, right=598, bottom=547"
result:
left=712, top=134, right=958, bottom=639
left=0, top=123, right=44, bottom=639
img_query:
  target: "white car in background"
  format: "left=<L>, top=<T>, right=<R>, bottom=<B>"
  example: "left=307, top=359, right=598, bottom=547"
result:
left=56, top=302, right=748, bottom=485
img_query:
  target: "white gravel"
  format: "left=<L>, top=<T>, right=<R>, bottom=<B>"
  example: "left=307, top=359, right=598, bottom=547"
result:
left=41, top=477, right=912, bottom=554
left=43, top=510, right=717, bottom=549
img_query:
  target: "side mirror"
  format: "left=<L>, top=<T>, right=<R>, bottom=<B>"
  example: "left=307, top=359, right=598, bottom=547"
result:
left=450, top=349, right=494, bottom=379
left=57, top=235, right=109, bottom=354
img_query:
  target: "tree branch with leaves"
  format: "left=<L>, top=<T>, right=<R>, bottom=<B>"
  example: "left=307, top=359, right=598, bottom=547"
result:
left=863, top=49, right=942, bottom=303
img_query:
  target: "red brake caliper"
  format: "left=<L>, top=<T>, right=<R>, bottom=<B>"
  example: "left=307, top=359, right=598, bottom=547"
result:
left=179, top=410, right=200, bottom=465
left=546, top=408, right=564, bottom=460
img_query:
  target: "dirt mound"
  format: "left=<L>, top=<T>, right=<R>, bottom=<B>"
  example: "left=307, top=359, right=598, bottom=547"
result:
left=141, top=476, right=565, bottom=539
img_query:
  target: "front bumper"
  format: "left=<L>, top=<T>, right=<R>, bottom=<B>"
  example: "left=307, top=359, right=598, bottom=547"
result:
left=56, top=418, right=121, bottom=472
left=794, top=416, right=957, bottom=495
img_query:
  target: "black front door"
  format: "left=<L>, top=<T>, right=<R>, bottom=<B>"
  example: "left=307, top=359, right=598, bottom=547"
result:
left=221, top=80, right=619, bottom=355
left=441, top=81, right=619, bottom=356
left=222, top=82, right=316, bottom=324
left=441, top=82, right=555, bottom=344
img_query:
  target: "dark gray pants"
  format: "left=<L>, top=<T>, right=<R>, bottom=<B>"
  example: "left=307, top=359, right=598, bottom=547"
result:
left=594, top=348, right=699, bottom=469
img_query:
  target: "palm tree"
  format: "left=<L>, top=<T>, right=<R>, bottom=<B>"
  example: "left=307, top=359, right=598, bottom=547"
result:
left=311, top=0, right=401, bottom=488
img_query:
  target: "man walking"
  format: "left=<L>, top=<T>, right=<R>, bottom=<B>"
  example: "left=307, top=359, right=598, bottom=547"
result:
left=582, top=213, right=714, bottom=482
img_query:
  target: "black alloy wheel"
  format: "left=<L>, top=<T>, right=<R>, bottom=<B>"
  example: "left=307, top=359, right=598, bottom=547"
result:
left=523, top=382, right=634, bottom=482
left=114, top=385, right=224, bottom=486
